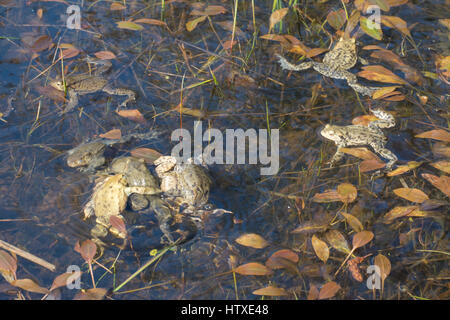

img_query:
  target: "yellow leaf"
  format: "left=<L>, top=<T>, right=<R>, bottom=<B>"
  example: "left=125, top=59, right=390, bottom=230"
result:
left=116, top=21, right=144, bottom=31
left=381, top=15, right=411, bottom=38
left=11, top=279, right=49, bottom=294
left=337, top=183, right=358, bottom=204
left=116, top=109, right=147, bottom=124
left=352, top=231, right=374, bottom=249
left=186, top=15, right=207, bottom=32
left=393, top=188, right=429, bottom=203
left=341, top=212, right=364, bottom=232
left=358, top=65, right=407, bottom=85
left=415, top=129, right=450, bottom=142
left=234, top=262, right=273, bottom=276
left=235, top=233, right=269, bottom=249
left=386, top=161, right=422, bottom=176
left=372, top=86, right=400, bottom=99
left=430, top=161, right=450, bottom=174
left=311, top=235, right=329, bottom=263
left=252, top=286, right=288, bottom=296
left=269, top=8, right=289, bottom=32
left=421, top=173, right=450, bottom=198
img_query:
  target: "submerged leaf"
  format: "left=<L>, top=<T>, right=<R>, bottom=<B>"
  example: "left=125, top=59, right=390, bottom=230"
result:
left=11, top=279, right=49, bottom=294
left=74, top=288, right=107, bottom=300
left=311, top=235, right=329, bottom=263
left=352, top=231, right=374, bottom=249
left=421, top=174, right=450, bottom=198
left=265, top=249, right=299, bottom=269
left=235, top=233, right=269, bottom=249
left=358, top=65, right=407, bottom=85
left=327, top=9, right=346, bottom=30
left=234, top=262, right=273, bottom=276
left=325, top=230, right=350, bottom=254
left=415, top=129, right=450, bottom=142
left=116, top=21, right=144, bottom=31
left=186, top=15, right=207, bottom=32
left=393, top=188, right=429, bottom=203
left=337, top=183, right=357, bottom=204
left=252, top=286, right=288, bottom=296
left=318, top=281, right=341, bottom=299
left=269, top=8, right=289, bottom=32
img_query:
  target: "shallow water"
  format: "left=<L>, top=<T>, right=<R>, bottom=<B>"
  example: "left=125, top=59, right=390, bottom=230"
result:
left=0, top=0, right=448, bottom=300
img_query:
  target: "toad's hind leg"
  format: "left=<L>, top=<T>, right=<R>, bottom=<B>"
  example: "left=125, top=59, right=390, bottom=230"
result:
left=103, top=85, right=136, bottom=110
left=59, top=90, right=79, bottom=114
left=275, top=54, right=314, bottom=71
left=370, top=142, right=398, bottom=170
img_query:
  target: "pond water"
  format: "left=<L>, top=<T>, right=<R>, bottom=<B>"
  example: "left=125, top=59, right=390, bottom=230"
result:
left=0, top=0, right=448, bottom=300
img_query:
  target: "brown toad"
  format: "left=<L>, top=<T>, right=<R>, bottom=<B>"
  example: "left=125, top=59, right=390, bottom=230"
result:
left=154, top=156, right=212, bottom=207
left=50, top=57, right=136, bottom=114
left=321, top=108, right=398, bottom=169
left=276, top=37, right=380, bottom=96
left=83, top=172, right=160, bottom=238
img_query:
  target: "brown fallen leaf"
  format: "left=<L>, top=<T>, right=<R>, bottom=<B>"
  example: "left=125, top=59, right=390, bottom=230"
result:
left=352, top=231, right=374, bottom=249
left=109, top=216, right=127, bottom=238
left=94, top=51, right=116, bottom=60
left=191, top=5, right=227, bottom=16
left=74, top=288, right=107, bottom=300
left=327, top=9, right=346, bottom=30
left=269, top=8, right=289, bottom=33
left=0, top=249, right=17, bottom=281
left=372, top=86, right=400, bottom=99
left=110, top=2, right=126, bottom=10
left=341, top=212, right=364, bottom=232
left=337, top=183, right=357, bottom=204
left=430, top=161, right=450, bottom=174
left=116, top=109, right=147, bottom=124
left=235, top=233, right=269, bottom=249
left=421, top=173, right=450, bottom=198
left=340, top=147, right=381, bottom=160
left=130, top=147, right=163, bottom=164
left=252, top=286, right=288, bottom=296
left=325, top=229, right=350, bottom=254
left=383, top=205, right=421, bottom=224
left=74, top=239, right=97, bottom=264
left=234, top=262, right=273, bottom=276
left=265, top=249, right=299, bottom=269
left=98, top=128, right=121, bottom=140
left=186, top=15, right=207, bottom=32
left=311, top=235, right=329, bottom=263
left=50, top=271, right=81, bottom=291
left=312, top=189, right=342, bottom=203
left=415, top=129, right=450, bottom=142
left=318, top=281, right=341, bottom=299
left=358, top=65, right=408, bottom=85
left=381, top=15, right=412, bottom=38
left=307, top=284, right=319, bottom=300
left=116, top=20, right=144, bottom=31
left=360, top=159, right=387, bottom=172
left=290, top=221, right=329, bottom=234
left=134, top=18, right=168, bottom=27
left=374, top=254, right=391, bottom=294
left=11, top=278, right=49, bottom=294
left=386, top=161, right=422, bottom=177
left=393, top=188, right=429, bottom=203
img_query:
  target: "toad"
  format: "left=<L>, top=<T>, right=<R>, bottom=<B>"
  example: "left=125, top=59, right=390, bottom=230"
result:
left=321, top=108, right=398, bottom=169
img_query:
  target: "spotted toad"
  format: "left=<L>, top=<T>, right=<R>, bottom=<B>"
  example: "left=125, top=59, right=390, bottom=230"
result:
left=321, top=108, right=398, bottom=169
left=50, top=57, right=136, bottom=114
left=276, top=37, right=380, bottom=97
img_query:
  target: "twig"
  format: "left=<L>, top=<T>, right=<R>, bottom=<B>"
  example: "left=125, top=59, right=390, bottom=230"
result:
left=0, top=239, right=56, bottom=272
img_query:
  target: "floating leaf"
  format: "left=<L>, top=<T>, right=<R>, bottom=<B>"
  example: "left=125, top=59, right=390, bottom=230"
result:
left=358, top=65, right=407, bottom=85
left=235, top=233, right=269, bottom=249
left=130, top=148, right=163, bottom=164
left=421, top=174, right=450, bottom=198
left=50, top=271, right=81, bottom=291
left=327, top=9, right=346, bottom=30
left=110, top=2, right=126, bottom=10
left=94, top=51, right=116, bottom=60
left=393, top=188, right=429, bottom=203
left=0, top=249, right=17, bottom=275
left=386, top=161, right=422, bottom=176
left=383, top=206, right=420, bottom=223
left=318, top=281, right=341, bottom=300
left=74, top=239, right=97, bottom=264
left=360, top=159, right=387, bottom=172
left=311, top=235, right=329, bottom=263
left=191, top=5, right=227, bottom=16
left=74, top=288, right=107, bottom=300
left=307, top=284, right=319, bottom=300
left=31, top=35, right=53, bottom=53
left=252, top=286, right=288, bottom=296
left=312, top=190, right=342, bottom=203
left=265, top=249, right=299, bottom=269
left=372, top=86, right=400, bottom=99
left=435, top=55, right=450, bottom=79
left=269, top=8, right=289, bottom=33
left=109, top=216, right=127, bottom=238
left=116, top=21, right=144, bottom=31
left=337, top=183, right=357, bottom=204
left=186, top=15, right=207, bottom=32
left=99, top=129, right=121, bottom=140
left=134, top=18, right=167, bottom=27
left=340, top=147, right=380, bottom=160
left=352, top=231, right=374, bottom=249
left=61, top=47, right=80, bottom=59
left=325, top=230, right=350, bottom=254
left=234, top=262, right=273, bottom=276
left=430, top=161, right=450, bottom=174
left=341, top=212, right=364, bottom=232
left=116, top=109, right=147, bottom=124
left=291, top=221, right=328, bottom=234
left=11, top=279, right=49, bottom=294
left=381, top=15, right=411, bottom=38
left=360, top=16, right=383, bottom=40
left=374, top=254, right=391, bottom=282
left=415, top=129, right=450, bottom=142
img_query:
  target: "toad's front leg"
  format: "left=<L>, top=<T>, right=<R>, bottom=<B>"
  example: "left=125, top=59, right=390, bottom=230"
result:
left=328, top=147, right=345, bottom=167
left=59, top=90, right=79, bottom=115
left=275, top=54, right=314, bottom=71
